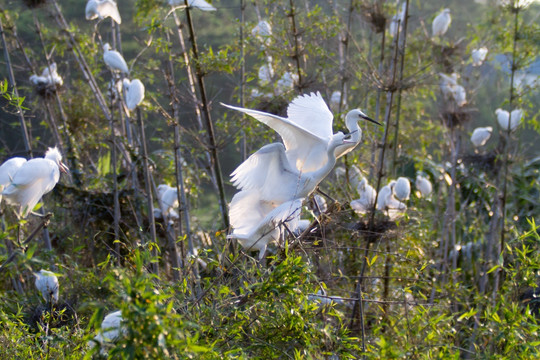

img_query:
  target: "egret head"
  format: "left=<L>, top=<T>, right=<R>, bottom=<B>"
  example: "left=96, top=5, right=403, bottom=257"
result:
left=443, top=8, right=451, bottom=13
left=103, top=43, right=111, bottom=51
left=45, top=147, right=69, bottom=174
left=346, top=109, right=381, bottom=127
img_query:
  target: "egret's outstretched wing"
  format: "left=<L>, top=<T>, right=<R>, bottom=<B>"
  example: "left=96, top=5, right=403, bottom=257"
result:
left=229, top=189, right=271, bottom=233
left=231, top=142, right=293, bottom=191
left=286, top=92, right=333, bottom=139
left=0, top=157, right=27, bottom=203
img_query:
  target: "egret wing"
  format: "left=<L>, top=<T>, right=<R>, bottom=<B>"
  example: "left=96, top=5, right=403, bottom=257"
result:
left=286, top=92, right=334, bottom=139
left=189, top=0, right=216, bottom=11
left=0, top=157, right=27, bottom=188
left=97, top=0, right=122, bottom=24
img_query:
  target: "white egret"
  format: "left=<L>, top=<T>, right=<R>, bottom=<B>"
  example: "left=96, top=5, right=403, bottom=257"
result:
left=157, top=184, right=179, bottom=219
left=415, top=175, right=432, bottom=198
left=34, top=269, right=59, bottom=304
left=432, top=9, right=451, bottom=37
left=377, top=180, right=406, bottom=219
left=222, top=92, right=379, bottom=173
left=350, top=177, right=376, bottom=215
left=0, top=157, right=27, bottom=205
left=329, top=90, right=346, bottom=113
left=335, top=165, right=362, bottom=189
left=92, top=310, right=124, bottom=354
left=258, top=63, right=274, bottom=86
left=252, top=20, right=272, bottom=46
left=394, top=177, right=411, bottom=202
left=276, top=72, right=298, bottom=95
left=472, top=47, right=488, bottom=66
left=230, top=133, right=351, bottom=206
left=85, top=0, right=121, bottom=24
left=30, top=63, right=63, bottom=88
left=123, top=78, right=145, bottom=110
left=311, top=194, right=327, bottom=216
left=103, top=43, right=129, bottom=74
left=228, top=190, right=303, bottom=259
left=452, top=85, right=467, bottom=107
left=471, top=126, right=493, bottom=147
left=168, top=0, right=216, bottom=11
left=439, top=73, right=466, bottom=106
left=2, top=147, right=68, bottom=218
left=496, top=108, right=522, bottom=131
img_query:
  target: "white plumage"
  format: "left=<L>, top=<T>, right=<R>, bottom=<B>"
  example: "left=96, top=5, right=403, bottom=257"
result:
left=311, top=194, right=327, bottom=216
left=393, top=177, right=411, bottom=202
left=258, top=63, right=274, bottom=86
left=252, top=20, right=272, bottom=47
left=350, top=177, right=376, bottom=215
left=377, top=180, right=407, bottom=219
left=157, top=184, right=179, bottom=218
left=335, top=165, right=362, bottom=189
left=123, top=78, right=145, bottom=110
left=415, top=175, right=432, bottom=198
left=2, top=147, right=68, bottom=218
left=92, top=310, right=124, bottom=353
left=222, top=92, right=378, bottom=173
left=228, top=191, right=302, bottom=259
left=85, top=0, right=122, bottom=24
left=496, top=108, right=522, bottom=131
left=168, top=0, right=216, bottom=11
left=0, top=157, right=27, bottom=205
left=439, top=73, right=466, bottom=107
left=29, top=63, right=63, bottom=88
left=471, top=47, right=488, bottom=66
left=275, top=72, right=298, bottom=95
left=103, top=43, right=129, bottom=74
left=471, top=126, right=493, bottom=147
left=34, top=270, right=59, bottom=304
left=329, top=90, right=346, bottom=113
left=432, top=8, right=451, bottom=37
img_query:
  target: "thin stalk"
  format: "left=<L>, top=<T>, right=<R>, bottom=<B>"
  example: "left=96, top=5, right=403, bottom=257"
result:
left=288, top=0, right=304, bottom=88
left=240, top=0, right=247, bottom=160
left=137, top=107, right=159, bottom=275
left=183, top=1, right=230, bottom=230
left=108, top=89, right=122, bottom=266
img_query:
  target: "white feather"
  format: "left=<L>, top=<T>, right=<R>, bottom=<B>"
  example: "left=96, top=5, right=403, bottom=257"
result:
left=34, top=270, right=59, bottom=303
left=86, top=0, right=122, bottom=24
left=432, top=8, right=451, bottom=37
left=103, top=43, right=129, bottom=74
left=470, top=127, right=493, bottom=147
left=0, top=157, right=27, bottom=204
left=123, top=78, right=145, bottom=110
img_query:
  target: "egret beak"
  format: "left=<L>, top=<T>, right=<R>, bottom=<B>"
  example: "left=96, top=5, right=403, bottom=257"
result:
left=361, top=114, right=382, bottom=126
left=59, top=162, right=69, bottom=174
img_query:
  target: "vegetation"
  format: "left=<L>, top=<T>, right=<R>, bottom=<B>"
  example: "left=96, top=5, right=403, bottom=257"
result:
left=0, top=0, right=539, bottom=358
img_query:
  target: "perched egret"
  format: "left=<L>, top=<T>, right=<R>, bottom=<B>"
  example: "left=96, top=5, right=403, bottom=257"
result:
left=228, top=190, right=302, bottom=259
left=0, top=157, right=27, bottom=205
left=92, top=310, right=124, bottom=354
left=377, top=180, right=406, bottom=219
left=103, top=43, right=129, bottom=74
left=471, top=47, right=488, bottom=66
left=230, top=133, right=351, bottom=206
left=34, top=270, right=59, bottom=304
left=85, top=0, right=121, bottom=24
left=496, top=108, right=522, bottom=131
left=168, top=0, right=217, bottom=11
left=415, top=175, right=432, bottom=198
left=350, top=177, right=377, bottom=214
left=439, top=73, right=466, bottom=106
left=123, top=78, right=145, bottom=110
left=30, top=63, right=63, bottom=88
left=389, top=2, right=406, bottom=37
left=276, top=72, right=298, bottom=95
left=394, top=177, right=411, bottom=202
left=452, top=85, right=467, bottom=107
left=2, top=147, right=68, bottom=218
left=432, top=8, right=451, bottom=37
left=329, top=90, right=346, bottom=113
left=157, top=184, right=179, bottom=219
left=471, top=126, right=493, bottom=147
left=222, top=92, right=379, bottom=173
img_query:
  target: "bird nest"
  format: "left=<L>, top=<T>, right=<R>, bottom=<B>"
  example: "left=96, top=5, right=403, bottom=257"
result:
left=22, top=0, right=48, bottom=8
left=359, top=3, right=387, bottom=34
left=27, top=301, right=78, bottom=331
left=253, top=95, right=289, bottom=118
left=462, top=152, right=497, bottom=172
left=33, top=83, right=61, bottom=99
left=353, top=218, right=399, bottom=243
left=441, top=107, right=473, bottom=128
left=432, top=41, right=464, bottom=73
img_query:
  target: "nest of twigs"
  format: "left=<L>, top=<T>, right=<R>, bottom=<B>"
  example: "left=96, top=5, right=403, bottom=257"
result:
left=23, top=0, right=48, bottom=8
left=353, top=218, right=399, bottom=243
left=462, top=152, right=497, bottom=172
left=253, top=95, right=289, bottom=117
left=359, top=3, right=387, bottom=34
left=441, top=107, right=473, bottom=128
left=33, top=83, right=61, bottom=99
left=432, top=40, right=465, bottom=73
left=27, top=301, right=78, bottom=331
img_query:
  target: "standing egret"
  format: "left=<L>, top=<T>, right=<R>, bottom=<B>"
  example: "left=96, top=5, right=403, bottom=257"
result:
left=123, top=78, right=145, bottom=110
left=222, top=92, right=380, bottom=173
left=394, top=177, right=411, bottom=202
left=452, top=85, right=467, bottom=107
left=439, top=73, right=459, bottom=99
left=2, top=147, right=68, bottom=218
left=377, top=180, right=406, bottom=219
left=85, top=0, right=122, bottom=24
left=30, top=63, right=63, bottom=93
left=168, top=0, right=216, bottom=11
left=103, top=43, right=129, bottom=74
left=0, top=157, right=27, bottom=205
left=34, top=270, right=59, bottom=304
left=157, top=184, right=179, bottom=219
left=350, top=177, right=376, bottom=214
left=496, top=108, right=522, bottom=131
left=230, top=133, right=351, bottom=206
left=329, top=90, right=346, bottom=113
left=471, top=126, right=493, bottom=147
left=471, top=47, right=488, bottom=66
left=415, top=175, right=432, bottom=198
left=432, top=9, right=451, bottom=37
left=228, top=190, right=302, bottom=259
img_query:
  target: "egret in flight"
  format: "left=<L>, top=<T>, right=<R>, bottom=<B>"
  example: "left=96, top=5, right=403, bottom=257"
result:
left=2, top=147, right=68, bottom=218
left=222, top=92, right=380, bottom=173
left=471, top=126, right=493, bottom=147
left=85, top=0, right=122, bottom=24
left=432, top=9, right=451, bottom=37
left=0, top=157, right=27, bottom=205
left=103, top=43, right=129, bottom=74
left=34, top=270, right=59, bottom=304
